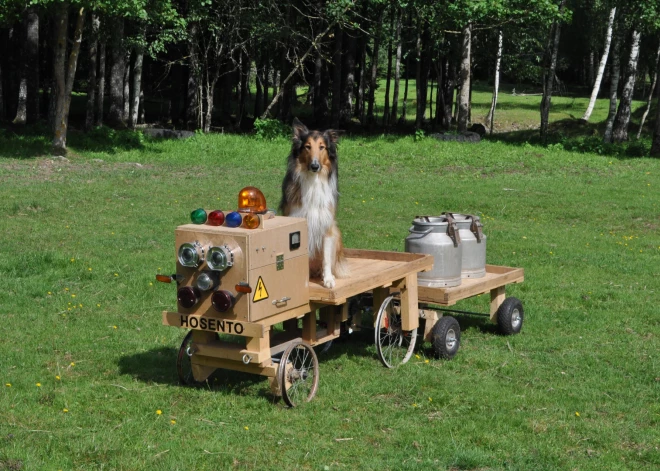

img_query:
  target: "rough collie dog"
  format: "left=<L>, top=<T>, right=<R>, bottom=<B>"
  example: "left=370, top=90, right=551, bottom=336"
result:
left=279, top=118, right=349, bottom=289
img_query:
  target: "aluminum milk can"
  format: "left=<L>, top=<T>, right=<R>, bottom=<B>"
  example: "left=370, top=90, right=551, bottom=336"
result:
left=405, top=215, right=462, bottom=287
left=444, top=212, right=487, bottom=278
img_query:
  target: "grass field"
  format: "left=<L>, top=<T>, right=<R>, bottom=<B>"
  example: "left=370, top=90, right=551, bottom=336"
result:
left=0, top=89, right=659, bottom=470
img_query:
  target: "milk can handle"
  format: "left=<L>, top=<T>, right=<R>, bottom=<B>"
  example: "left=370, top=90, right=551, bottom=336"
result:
left=407, top=227, right=433, bottom=239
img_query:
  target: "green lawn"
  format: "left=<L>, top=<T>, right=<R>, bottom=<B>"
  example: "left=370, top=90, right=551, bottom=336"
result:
left=0, top=91, right=659, bottom=470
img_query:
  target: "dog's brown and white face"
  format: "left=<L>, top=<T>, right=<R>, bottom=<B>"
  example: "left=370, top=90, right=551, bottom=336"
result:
left=292, top=119, right=338, bottom=177
left=297, top=132, right=330, bottom=174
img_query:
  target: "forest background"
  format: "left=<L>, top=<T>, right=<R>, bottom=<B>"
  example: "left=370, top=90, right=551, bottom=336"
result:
left=2, top=0, right=660, bottom=153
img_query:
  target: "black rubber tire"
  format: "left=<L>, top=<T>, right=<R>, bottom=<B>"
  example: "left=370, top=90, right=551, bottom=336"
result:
left=431, top=316, right=461, bottom=359
left=176, top=330, right=205, bottom=386
left=496, top=297, right=524, bottom=335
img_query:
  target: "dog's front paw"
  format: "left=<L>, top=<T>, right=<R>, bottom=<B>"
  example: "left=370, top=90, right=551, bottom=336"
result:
left=323, top=275, right=336, bottom=289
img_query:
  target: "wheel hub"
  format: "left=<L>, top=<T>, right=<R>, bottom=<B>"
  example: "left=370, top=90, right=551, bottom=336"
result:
left=511, top=309, right=521, bottom=329
left=446, top=328, right=457, bottom=350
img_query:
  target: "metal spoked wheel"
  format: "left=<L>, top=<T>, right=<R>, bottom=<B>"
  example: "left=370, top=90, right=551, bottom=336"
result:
left=278, top=340, right=320, bottom=407
left=375, top=293, right=418, bottom=368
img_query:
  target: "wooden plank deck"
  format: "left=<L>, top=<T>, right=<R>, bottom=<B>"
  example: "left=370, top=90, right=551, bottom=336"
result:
left=417, top=265, right=524, bottom=306
left=308, top=249, right=434, bottom=305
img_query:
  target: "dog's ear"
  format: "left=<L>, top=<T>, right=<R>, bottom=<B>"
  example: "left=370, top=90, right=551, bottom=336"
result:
left=292, top=118, right=308, bottom=142
left=324, top=130, right=339, bottom=144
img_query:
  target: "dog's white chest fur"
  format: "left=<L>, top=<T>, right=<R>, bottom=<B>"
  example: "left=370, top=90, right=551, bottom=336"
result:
left=288, top=173, right=337, bottom=257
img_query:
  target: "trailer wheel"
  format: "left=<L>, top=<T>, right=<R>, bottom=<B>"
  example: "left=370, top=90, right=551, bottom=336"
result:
left=176, top=330, right=204, bottom=386
left=496, top=297, right=524, bottom=335
left=375, top=293, right=418, bottom=368
left=432, top=316, right=461, bottom=359
left=279, top=340, right=320, bottom=407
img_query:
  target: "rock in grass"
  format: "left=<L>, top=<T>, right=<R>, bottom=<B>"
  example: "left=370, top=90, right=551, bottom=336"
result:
left=468, top=123, right=488, bottom=136
left=142, top=128, right=195, bottom=140
left=430, top=131, right=481, bottom=143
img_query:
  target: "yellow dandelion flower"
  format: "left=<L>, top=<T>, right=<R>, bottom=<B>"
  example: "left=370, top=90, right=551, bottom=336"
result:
left=64, top=288, right=69, bottom=291
left=70, top=362, right=75, bottom=366
left=36, top=383, right=41, bottom=387
left=424, top=359, right=429, bottom=364
left=170, top=420, right=176, bottom=425
left=575, top=412, right=580, bottom=417
left=88, top=268, right=92, bottom=271
left=97, top=304, right=101, bottom=307
left=63, top=408, right=69, bottom=413
left=244, top=426, right=249, bottom=430
left=415, top=354, right=420, bottom=359
left=47, top=291, right=52, bottom=295
left=5, top=383, right=11, bottom=387
left=55, top=375, right=61, bottom=380
left=70, top=258, right=75, bottom=262
left=71, top=294, right=76, bottom=298
left=156, top=410, right=162, bottom=415
left=114, top=273, right=119, bottom=277
left=149, top=282, right=153, bottom=286
left=113, top=326, right=117, bottom=329
left=413, top=403, right=418, bottom=408
left=428, top=397, right=432, bottom=402
left=79, top=304, right=82, bottom=308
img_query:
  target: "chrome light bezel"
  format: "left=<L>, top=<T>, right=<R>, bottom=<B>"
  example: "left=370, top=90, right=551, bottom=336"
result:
left=178, top=241, right=204, bottom=268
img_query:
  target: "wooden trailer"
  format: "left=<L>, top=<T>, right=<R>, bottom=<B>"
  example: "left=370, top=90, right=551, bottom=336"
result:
left=159, top=210, right=525, bottom=406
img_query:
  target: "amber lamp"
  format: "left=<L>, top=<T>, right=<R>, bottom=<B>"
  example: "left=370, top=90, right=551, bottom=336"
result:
left=238, top=186, right=267, bottom=214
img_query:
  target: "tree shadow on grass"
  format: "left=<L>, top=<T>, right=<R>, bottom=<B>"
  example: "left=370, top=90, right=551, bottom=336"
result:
left=486, top=118, right=652, bottom=159
left=0, top=123, right=150, bottom=159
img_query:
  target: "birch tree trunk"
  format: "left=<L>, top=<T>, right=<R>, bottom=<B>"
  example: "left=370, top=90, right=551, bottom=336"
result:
left=13, top=78, right=27, bottom=125
left=457, top=23, right=472, bottom=132
left=356, top=35, right=367, bottom=121
left=331, top=26, right=343, bottom=127
left=108, top=17, right=125, bottom=127
left=312, top=51, right=322, bottom=121
left=540, top=0, right=566, bottom=142
left=486, top=29, right=503, bottom=134
left=603, top=26, right=621, bottom=143
left=122, top=50, right=131, bottom=122
left=129, top=25, right=145, bottom=129
left=52, top=5, right=85, bottom=155
left=636, top=41, right=660, bottom=139
left=366, top=9, right=383, bottom=125
left=611, top=29, right=641, bottom=143
left=97, top=39, right=106, bottom=126
left=390, top=6, right=402, bottom=125
left=26, top=7, right=39, bottom=124
left=414, top=14, right=423, bottom=130
left=582, top=7, right=616, bottom=122
left=0, top=54, right=4, bottom=121
left=651, top=80, right=660, bottom=156
left=186, top=22, right=200, bottom=129
left=401, top=55, right=409, bottom=123
left=85, top=12, right=99, bottom=130
left=383, top=24, right=393, bottom=127
left=340, top=32, right=356, bottom=124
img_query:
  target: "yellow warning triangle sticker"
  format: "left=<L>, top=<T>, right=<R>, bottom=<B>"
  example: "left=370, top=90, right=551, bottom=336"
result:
left=252, top=276, right=269, bottom=302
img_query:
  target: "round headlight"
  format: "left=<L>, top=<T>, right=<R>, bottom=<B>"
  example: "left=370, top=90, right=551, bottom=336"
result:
left=178, top=286, right=201, bottom=308
left=212, top=290, right=235, bottom=312
left=207, top=246, right=232, bottom=271
left=178, top=242, right=204, bottom=268
left=196, top=272, right=218, bottom=291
